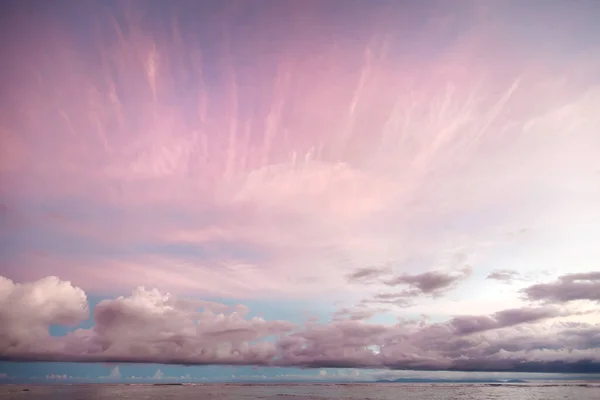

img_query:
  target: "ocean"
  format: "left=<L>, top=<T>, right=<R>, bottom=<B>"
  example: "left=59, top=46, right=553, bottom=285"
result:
left=1, top=382, right=599, bottom=400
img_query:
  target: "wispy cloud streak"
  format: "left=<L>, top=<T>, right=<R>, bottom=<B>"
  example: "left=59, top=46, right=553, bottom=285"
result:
left=0, top=0, right=599, bottom=374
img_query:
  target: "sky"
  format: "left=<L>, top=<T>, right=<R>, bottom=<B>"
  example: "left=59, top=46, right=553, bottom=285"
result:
left=1, top=0, right=600, bottom=383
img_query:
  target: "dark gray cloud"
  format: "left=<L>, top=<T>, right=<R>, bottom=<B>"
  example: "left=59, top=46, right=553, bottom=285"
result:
left=486, top=269, right=521, bottom=283
left=346, top=266, right=390, bottom=283
left=449, top=306, right=564, bottom=335
left=347, top=265, right=472, bottom=296
left=384, top=266, right=472, bottom=294
left=358, top=267, right=473, bottom=307
left=523, top=272, right=600, bottom=303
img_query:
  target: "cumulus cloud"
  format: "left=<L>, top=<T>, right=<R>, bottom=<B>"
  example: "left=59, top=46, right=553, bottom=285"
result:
left=0, top=276, right=294, bottom=365
left=0, top=276, right=89, bottom=353
left=523, top=272, right=600, bottom=303
left=2, top=275, right=600, bottom=373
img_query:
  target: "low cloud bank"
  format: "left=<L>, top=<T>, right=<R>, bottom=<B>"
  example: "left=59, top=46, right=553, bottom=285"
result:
left=1, top=275, right=600, bottom=373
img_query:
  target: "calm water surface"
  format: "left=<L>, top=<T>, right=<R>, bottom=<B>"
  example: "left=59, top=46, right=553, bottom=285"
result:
left=1, top=383, right=599, bottom=400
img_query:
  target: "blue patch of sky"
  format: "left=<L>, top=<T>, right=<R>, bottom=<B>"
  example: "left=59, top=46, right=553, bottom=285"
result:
left=49, top=294, right=338, bottom=338
left=0, top=362, right=365, bottom=382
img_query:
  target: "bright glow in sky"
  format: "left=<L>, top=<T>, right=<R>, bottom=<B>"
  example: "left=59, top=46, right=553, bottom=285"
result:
left=1, top=0, right=600, bottom=381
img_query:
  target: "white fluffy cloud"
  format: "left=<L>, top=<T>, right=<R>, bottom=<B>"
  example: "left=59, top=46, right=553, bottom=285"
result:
left=0, top=276, right=294, bottom=365
left=108, top=366, right=121, bottom=379
left=0, top=276, right=88, bottom=353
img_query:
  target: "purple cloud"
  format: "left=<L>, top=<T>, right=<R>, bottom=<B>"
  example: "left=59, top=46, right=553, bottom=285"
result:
left=346, top=267, right=391, bottom=284
left=352, top=267, right=473, bottom=308
left=487, top=269, right=522, bottom=283
left=332, top=307, right=382, bottom=321
left=2, top=275, right=600, bottom=374
left=523, top=272, right=600, bottom=303
left=383, top=267, right=472, bottom=294
left=449, top=306, right=564, bottom=335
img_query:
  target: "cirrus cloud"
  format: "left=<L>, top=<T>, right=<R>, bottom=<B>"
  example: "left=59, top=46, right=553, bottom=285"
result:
left=1, top=0, right=600, bottom=380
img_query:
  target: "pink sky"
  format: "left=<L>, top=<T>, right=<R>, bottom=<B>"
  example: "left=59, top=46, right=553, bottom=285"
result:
left=1, top=0, right=600, bottom=374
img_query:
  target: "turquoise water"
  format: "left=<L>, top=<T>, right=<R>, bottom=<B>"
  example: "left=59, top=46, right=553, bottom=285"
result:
left=1, top=383, right=599, bottom=400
